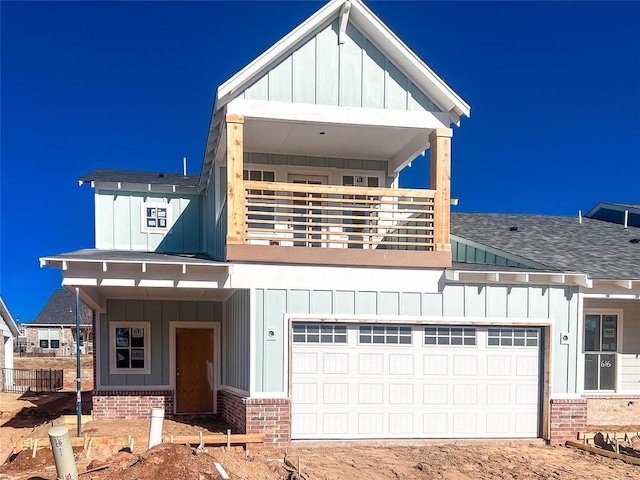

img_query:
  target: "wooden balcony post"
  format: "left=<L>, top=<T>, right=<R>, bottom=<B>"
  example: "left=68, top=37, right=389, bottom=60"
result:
left=429, top=128, right=453, bottom=252
left=226, top=113, right=245, bottom=245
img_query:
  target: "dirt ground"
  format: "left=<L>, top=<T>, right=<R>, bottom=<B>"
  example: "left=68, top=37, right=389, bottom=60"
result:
left=1, top=357, right=639, bottom=479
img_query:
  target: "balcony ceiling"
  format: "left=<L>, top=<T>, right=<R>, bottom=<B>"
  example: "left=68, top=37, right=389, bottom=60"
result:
left=244, top=118, right=423, bottom=161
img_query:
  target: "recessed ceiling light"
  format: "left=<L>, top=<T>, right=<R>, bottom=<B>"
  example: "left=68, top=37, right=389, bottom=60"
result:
left=319, top=131, right=326, bottom=135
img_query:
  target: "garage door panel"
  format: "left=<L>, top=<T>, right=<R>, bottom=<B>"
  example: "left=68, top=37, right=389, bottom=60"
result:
left=516, top=356, right=539, bottom=376
left=292, top=383, right=317, bottom=403
left=389, top=354, right=414, bottom=374
left=487, top=355, right=512, bottom=375
left=423, top=354, right=448, bottom=375
left=389, top=383, right=414, bottom=404
left=324, top=413, right=349, bottom=435
left=292, top=352, right=318, bottom=374
left=358, top=353, right=384, bottom=374
left=423, top=384, right=448, bottom=404
left=486, top=384, right=511, bottom=404
left=323, top=352, right=349, bottom=374
left=389, top=413, right=415, bottom=434
left=453, top=355, right=478, bottom=375
left=452, top=384, right=477, bottom=404
left=323, top=383, right=349, bottom=404
left=292, top=324, right=542, bottom=439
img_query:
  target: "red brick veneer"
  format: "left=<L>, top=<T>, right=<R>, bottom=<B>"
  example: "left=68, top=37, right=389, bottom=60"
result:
left=92, top=391, right=174, bottom=419
left=549, top=398, right=587, bottom=445
left=218, top=390, right=290, bottom=446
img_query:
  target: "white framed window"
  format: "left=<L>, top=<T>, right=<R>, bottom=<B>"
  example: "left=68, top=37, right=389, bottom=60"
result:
left=488, top=328, right=539, bottom=347
left=140, top=202, right=171, bottom=233
left=110, top=322, right=151, bottom=374
left=38, top=329, right=60, bottom=349
left=342, top=175, right=380, bottom=188
left=292, top=323, right=347, bottom=344
left=584, top=313, right=618, bottom=391
left=359, top=325, right=412, bottom=345
left=425, top=326, right=476, bottom=346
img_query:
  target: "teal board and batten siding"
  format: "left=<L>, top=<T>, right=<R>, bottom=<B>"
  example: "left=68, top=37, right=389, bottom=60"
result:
left=96, top=190, right=202, bottom=252
left=254, top=285, right=579, bottom=394
left=203, top=187, right=227, bottom=261
left=242, top=20, right=441, bottom=112
left=451, top=238, right=543, bottom=269
left=585, top=298, right=640, bottom=391
left=222, top=290, right=250, bottom=392
left=98, top=299, right=222, bottom=387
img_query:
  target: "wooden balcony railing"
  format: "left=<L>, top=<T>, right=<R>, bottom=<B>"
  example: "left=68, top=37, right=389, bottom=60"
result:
left=241, top=181, right=436, bottom=251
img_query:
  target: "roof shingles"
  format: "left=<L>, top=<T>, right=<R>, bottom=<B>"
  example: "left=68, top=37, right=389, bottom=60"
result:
left=451, top=212, right=640, bottom=280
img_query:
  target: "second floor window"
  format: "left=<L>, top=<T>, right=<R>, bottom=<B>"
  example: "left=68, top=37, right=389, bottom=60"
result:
left=141, top=202, right=171, bottom=233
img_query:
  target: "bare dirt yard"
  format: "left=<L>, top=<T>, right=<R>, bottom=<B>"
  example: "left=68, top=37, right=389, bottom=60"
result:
left=1, top=356, right=639, bottom=479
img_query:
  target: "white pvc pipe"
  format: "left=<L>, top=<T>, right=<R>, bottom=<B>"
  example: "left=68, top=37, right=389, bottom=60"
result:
left=48, top=425, right=78, bottom=480
left=148, top=408, right=165, bottom=449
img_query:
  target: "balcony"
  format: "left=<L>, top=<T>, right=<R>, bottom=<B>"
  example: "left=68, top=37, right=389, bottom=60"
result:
left=226, top=181, right=451, bottom=268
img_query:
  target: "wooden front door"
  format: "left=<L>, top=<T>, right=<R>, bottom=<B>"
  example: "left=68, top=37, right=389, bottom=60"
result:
left=175, top=327, right=214, bottom=413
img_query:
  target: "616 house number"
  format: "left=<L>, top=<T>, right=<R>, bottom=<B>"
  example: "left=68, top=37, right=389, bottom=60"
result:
left=600, top=360, right=613, bottom=368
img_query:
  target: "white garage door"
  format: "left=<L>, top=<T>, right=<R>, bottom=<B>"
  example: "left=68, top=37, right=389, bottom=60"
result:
left=291, top=323, right=541, bottom=439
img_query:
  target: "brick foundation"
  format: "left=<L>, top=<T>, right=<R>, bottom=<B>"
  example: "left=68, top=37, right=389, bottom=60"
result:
left=218, top=390, right=290, bottom=446
left=92, top=391, right=174, bottom=419
left=550, top=398, right=587, bottom=445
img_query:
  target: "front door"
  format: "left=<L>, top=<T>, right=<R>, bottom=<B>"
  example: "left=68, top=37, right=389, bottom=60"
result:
left=289, top=175, right=327, bottom=247
left=175, top=327, right=214, bottom=413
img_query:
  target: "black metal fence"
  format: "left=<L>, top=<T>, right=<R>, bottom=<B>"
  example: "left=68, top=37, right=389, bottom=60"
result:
left=1, top=368, right=64, bottom=393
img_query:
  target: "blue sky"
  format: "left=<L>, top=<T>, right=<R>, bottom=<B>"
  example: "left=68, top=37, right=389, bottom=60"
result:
left=1, top=1, right=639, bottom=323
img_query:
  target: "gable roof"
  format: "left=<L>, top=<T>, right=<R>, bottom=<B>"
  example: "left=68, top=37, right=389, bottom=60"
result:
left=214, top=0, right=470, bottom=123
left=79, top=169, right=200, bottom=188
left=451, top=212, right=640, bottom=280
left=586, top=202, right=640, bottom=228
left=30, top=289, right=93, bottom=326
left=0, top=296, right=20, bottom=337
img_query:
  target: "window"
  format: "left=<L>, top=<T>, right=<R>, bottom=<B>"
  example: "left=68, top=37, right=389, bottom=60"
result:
left=342, top=175, right=379, bottom=188
left=140, top=202, right=171, bottom=233
left=425, top=327, right=476, bottom=346
left=38, top=329, right=60, bottom=349
left=488, top=328, right=539, bottom=347
left=110, top=322, right=151, bottom=374
left=584, top=314, right=618, bottom=391
left=244, top=169, right=276, bottom=230
left=359, top=325, right=412, bottom=345
left=293, top=323, right=347, bottom=344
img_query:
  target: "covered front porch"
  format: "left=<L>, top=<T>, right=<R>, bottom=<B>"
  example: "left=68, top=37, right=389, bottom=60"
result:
left=581, top=281, right=640, bottom=428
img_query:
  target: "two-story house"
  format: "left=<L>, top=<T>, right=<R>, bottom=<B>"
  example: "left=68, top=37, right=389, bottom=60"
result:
left=40, top=0, right=639, bottom=446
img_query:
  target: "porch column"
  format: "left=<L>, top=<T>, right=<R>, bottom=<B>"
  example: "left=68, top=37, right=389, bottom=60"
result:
left=226, top=113, right=245, bottom=245
left=429, top=128, right=453, bottom=252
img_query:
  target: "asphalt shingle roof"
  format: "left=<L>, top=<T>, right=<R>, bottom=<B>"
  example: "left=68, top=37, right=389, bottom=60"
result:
left=451, top=212, right=640, bottom=280
left=32, top=289, right=93, bottom=326
left=80, top=169, right=200, bottom=188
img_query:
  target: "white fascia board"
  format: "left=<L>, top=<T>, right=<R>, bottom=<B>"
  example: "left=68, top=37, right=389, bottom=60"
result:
left=0, top=297, right=19, bottom=337
left=93, top=182, right=198, bottom=196
left=230, top=263, right=444, bottom=293
left=446, top=268, right=590, bottom=287
left=348, top=2, right=470, bottom=121
left=40, top=256, right=231, bottom=270
left=228, top=98, right=450, bottom=130
left=215, top=0, right=342, bottom=106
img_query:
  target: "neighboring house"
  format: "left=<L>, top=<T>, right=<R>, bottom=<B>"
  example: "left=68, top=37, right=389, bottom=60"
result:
left=25, top=289, right=93, bottom=356
left=38, top=0, right=638, bottom=447
left=0, top=296, right=20, bottom=388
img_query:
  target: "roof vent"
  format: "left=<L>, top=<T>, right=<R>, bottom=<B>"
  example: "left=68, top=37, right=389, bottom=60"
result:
left=158, top=173, right=165, bottom=178
left=509, top=226, right=518, bottom=232
left=630, top=238, right=640, bottom=244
